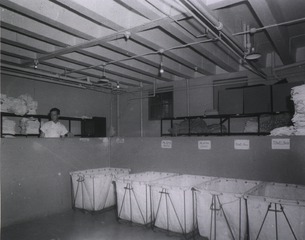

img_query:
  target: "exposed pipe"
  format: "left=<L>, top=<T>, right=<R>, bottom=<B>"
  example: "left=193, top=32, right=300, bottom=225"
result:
left=1, top=63, right=92, bottom=85
left=233, top=16, right=305, bottom=36
left=1, top=70, right=86, bottom=90
left=128, top=79, right=157, bottom=101
left=175, top=0, right=267, bottom=79
left=116, top=94, right=120, bottom=137
left=1, top=63, right=122, bottom=92
left=186, top=79, right=190, bottom=117
left=140, top=82, right=144, bottom=137
left=62, top=38, right=217, bottom=76
left=145, top=0, right=208, bottom=39
left=126, top=77, right=249, bottom=97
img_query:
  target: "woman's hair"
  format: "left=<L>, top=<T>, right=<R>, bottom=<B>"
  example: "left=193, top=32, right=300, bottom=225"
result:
left=49, top=108, right=60, bottom=115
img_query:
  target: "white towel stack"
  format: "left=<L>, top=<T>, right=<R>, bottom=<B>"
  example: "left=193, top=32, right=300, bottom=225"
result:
left=20, top=118, right=40, bottom=134
left=291, top=84, right=305, bottom=135
left=270, top=126, right=295, bottom=136
left=3, top=117, right=16, bottom=135
left=0, top=94, right=38, bottom=115
left=270, top=84, right=305, bottom=136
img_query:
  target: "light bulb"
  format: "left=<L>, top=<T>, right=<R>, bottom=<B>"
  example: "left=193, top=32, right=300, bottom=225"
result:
left=159, top=68, right=164, bottom=74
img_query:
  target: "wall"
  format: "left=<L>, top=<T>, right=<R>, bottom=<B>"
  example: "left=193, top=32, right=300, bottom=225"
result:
left=1, top=74, right=114, bottom=134
left=110, top=136, right=305, bottom=185
left=119, top=77, right=215, bottom=137
left=1, top=138, right=110, bottom=227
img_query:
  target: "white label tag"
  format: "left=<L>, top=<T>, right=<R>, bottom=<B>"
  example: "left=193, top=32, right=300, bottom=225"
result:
left=198, top=140, right=211, bottom=150
left=272, top=138, right=290, bottom=149
left=234, top=139, right=250, bottom=150
left=161, top=140, right=172, bottom=149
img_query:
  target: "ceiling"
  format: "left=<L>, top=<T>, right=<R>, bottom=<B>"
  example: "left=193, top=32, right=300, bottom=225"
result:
left=1, top=0, right=305, bottom=90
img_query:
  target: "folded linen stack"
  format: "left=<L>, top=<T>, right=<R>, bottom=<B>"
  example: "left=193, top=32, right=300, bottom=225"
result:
left=20, top=118, right=40, bottom=134
left=3, top=117, right=16, bottom=135
left=291, top=84, right=305, bottom=135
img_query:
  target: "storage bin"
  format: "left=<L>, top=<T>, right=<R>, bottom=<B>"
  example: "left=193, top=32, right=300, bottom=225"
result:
left=70, top=168, right=130, bottom=211
left=115, top=171, right=178, bottom=225
left=246, top=182, right=305, bottom=240
left=194, top=178, right=261, bottom=240
left=150, top=174, right=215, bottom=236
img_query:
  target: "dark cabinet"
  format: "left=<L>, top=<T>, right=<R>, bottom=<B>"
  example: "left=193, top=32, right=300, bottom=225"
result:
left=218, top=88, right=244, bottom=114
left=81, top=117, right=106, bottom=137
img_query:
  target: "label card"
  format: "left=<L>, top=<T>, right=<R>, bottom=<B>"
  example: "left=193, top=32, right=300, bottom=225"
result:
left=161, top=140, right=172, bottom=149
left=272, top=138, right=290, bottom=150
left=234, top=139, right=250, bottom=150
left=198, top=140, right=211, bottom=150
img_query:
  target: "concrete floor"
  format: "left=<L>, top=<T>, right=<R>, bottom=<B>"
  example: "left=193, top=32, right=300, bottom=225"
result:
left=1, top=209, right=185, bottom=240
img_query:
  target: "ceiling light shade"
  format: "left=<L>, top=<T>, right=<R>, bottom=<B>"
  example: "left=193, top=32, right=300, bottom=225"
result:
left=34, top=59, right=39, bottom=69
left=245, top=52, right=262, bottom=60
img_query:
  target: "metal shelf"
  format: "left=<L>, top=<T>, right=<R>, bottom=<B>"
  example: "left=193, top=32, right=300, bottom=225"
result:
left=1, top=112, right=83, bottom=138
left=160, top=112, right=290, bottom=137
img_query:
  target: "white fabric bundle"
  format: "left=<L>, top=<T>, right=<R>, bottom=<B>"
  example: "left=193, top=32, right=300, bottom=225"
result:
left=292, top=113, right=305, bottom=127
left=295, top=128, right=305, bottom=135
left=291, top=84, right=305, bottom=135
left=244, top=120, right=258, bottom=133
left=19, top=94, right=38, bottom=115
left=19, top=118, right=40, bottom=134
left=0, top=94, right=38, bottom=115
left=2, top=117, right=16, bottom=135
left=270, top=84, right=305, bottom=136
left=270, top=126, right=295, bottom=136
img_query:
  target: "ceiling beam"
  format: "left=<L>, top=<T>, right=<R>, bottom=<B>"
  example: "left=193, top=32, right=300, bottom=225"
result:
left=247, top=0, right=294, bottom=65
left=50, top=0, right=124, bottom=31
left=131, top=34, right=214, bottom=75
left=1, top=1, right=201, bottom=79
left=0, top=0, right=89, bottom=40
left=99, top=41, right=194, bottom=78
left=76, top=49, right=173, bottom=82
left=117, top=0, right=162, bottom=20
left=207, top=0, right=246, bottom=10
left=161, top=23, right=238, bottom=72
left=0, top=32, right=156, bottom=85
left=1, top=16, right=173, bottom=82
left=120, top=0, right=236, bottom=72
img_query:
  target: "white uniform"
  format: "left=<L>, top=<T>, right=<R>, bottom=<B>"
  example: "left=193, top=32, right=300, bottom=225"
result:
left=40, top=121, right=68, bottom=138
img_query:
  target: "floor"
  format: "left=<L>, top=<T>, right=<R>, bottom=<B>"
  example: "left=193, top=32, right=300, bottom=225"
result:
left=1, top=209, right=189, bottom=240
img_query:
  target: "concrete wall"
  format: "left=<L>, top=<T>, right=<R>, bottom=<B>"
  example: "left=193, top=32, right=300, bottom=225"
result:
left=110, top=136, right=305, bottom=185
left=1, top=74, right=114, bottom=134
left=1, top=138, right=110, bottom=227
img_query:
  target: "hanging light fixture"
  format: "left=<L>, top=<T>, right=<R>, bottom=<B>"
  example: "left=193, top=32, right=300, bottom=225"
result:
left=34, top=59, right=39, bottom=69
left=244, top=25, right=261, bottom=61
left=159, top=49, right=165, bottom=75
left=96, top=64, right=109, bottom=84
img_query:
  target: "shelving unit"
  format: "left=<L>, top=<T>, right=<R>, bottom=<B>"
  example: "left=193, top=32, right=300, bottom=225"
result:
left=160, top=111, right=291, bottom=136
left=1, top=112, right=106, bottom=138
left=1, top=112, right=83, bottom=138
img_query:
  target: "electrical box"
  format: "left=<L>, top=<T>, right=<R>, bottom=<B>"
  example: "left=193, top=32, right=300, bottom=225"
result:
left=81, top=117, right=106, bottom=137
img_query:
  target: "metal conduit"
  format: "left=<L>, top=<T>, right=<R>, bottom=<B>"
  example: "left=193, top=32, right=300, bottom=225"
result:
left=176, top=0, right=267, bottom=79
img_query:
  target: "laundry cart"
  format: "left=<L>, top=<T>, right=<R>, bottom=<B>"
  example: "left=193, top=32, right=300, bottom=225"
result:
left=70, top=168, right=130, bottom=211
left=150, top=175, right=215, bottom=237
left=115, top=171, right=178, bottom=225
left=246, top=182, right=305, bottom=240
left=194, top=178, right=261, bottom=240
